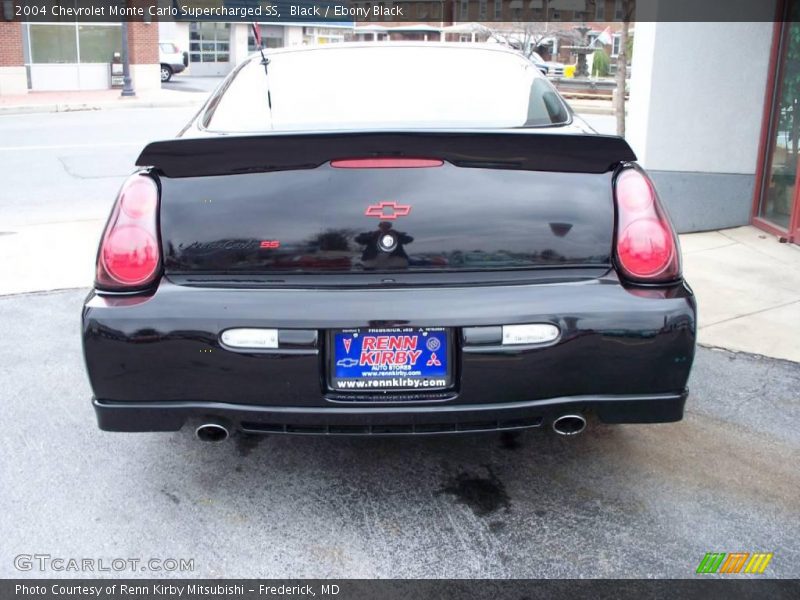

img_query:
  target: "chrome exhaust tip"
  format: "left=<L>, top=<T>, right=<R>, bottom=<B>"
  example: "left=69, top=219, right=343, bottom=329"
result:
left=195, top=423, right=230, bottom=443
left=552, top=414, right=587, bottom=436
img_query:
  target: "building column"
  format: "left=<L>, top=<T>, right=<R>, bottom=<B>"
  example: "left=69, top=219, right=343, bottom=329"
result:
left=127, top=21, right=160, bottom=93
left=284, top=26, right=304, bottom=47
left=231, top=24, right=249, bottom=65
left=627, top=20, right=774, bottom=232
left=0, top=23, right=27, bottom=95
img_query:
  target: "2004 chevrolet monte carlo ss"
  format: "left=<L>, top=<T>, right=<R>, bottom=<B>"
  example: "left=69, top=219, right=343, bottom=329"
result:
left=81, top=43, right=696, bottom=442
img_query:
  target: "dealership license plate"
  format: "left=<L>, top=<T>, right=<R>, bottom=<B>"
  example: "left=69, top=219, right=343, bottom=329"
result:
left=330, top=327, right=452, bottom=392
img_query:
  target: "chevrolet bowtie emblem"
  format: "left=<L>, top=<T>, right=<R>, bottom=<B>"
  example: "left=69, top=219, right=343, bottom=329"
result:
left=364, top=201, right=412, bottom=220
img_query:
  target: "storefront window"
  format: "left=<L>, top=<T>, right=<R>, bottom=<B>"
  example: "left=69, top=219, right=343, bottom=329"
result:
left=78, top=25, right=122, bottom=63
left=28, top=24, right=120, bottom=64
left=248, top=25, right=285, bottom=51
left=29, top=24, right=77, bottom=63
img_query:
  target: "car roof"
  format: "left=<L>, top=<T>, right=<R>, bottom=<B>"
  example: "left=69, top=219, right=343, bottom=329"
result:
left=244, top=41, right=528, bottom=63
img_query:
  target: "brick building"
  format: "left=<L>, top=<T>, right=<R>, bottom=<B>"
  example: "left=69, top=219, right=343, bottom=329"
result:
left=0, top=21, right=159, bottom=94
left=0, top=23, right=27, bottom=94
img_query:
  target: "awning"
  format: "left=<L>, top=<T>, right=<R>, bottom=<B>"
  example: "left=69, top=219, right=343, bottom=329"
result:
left=442, top=22, right=489, bottom=34
left=356, top=24, right=442, bottom=33
left=549, top=0, right=588, bottom=10
left=353, top=25, right=390, bottom=32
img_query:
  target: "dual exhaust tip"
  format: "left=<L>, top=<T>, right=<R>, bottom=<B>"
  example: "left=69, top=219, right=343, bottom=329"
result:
left=195, top=415, right=586, bottom=441
left=195, top=423, right=230, bottom=443
left=551, top=414, right=587, bottom=437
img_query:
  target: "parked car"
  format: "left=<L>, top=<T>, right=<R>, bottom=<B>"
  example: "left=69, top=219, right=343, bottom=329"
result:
left=82, top=43, right=696, bottom=442
left=530, top=51, right=550, bottom=75
left=159, top=42, right=187, bottom=82
left=531, top=52, right=565, bottom=77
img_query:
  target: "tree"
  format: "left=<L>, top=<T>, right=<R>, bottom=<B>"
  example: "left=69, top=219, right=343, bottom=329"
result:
left=615, top=0, right=636, bottom=137
left=483, top=22, right=560, bottom=60
left=592, top=49, right=610, bottom=77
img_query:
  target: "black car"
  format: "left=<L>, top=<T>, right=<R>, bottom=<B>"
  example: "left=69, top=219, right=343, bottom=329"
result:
left=82, top=44, right=696, bottom=441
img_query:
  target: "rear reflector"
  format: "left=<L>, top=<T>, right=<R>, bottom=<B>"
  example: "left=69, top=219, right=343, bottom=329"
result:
left=96, top=174, right=161, bottom=290
left=330, top=158, right=444, bottom=169
left=502, top=324, right=560, bottom=345
left=221, top=328, right=279, bottom=349
left=613, top=167, right=680, bottom=283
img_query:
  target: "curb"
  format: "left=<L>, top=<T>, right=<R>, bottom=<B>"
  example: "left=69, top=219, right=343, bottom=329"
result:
left=0, top=98, right=205, bottom=116
left=697, top=343, right=800, bottom=366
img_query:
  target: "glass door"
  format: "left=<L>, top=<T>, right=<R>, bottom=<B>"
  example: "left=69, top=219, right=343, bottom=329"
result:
left=755, top=2, right=800, bottom=242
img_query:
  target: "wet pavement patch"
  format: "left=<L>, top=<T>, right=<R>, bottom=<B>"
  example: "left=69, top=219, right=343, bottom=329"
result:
left=235, top=433, right=262, bottom=457
left=499, top=431, right=522, bottom=450
left=438, top=466, right=511, bottom=516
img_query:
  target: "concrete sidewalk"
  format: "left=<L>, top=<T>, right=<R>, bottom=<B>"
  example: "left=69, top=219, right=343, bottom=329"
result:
left=681, top=226, right=800, bottom=362
left=0, top=88, right=207, bottom=115
left=0, top=222, right=797, bottom=362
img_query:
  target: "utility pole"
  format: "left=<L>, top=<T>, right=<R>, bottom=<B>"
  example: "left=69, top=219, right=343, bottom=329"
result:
left=121, top=20, right=135, bottom=97
left=615, top=0, right=634, bottom=137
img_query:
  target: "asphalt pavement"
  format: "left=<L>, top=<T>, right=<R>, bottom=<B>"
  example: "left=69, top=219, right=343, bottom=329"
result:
left=162, top=76, right=224, bottom=94
left=0, top=106, right=199, bottom=229
left=0, top=289, right=798, bottom=578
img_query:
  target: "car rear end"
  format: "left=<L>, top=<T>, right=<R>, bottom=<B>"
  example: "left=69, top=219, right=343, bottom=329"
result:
left=82, top=44, right=695, bottom=439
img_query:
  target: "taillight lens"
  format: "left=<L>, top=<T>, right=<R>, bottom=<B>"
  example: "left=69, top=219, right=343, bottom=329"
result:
left=96, top=174, right=160, bottom=290
left=613, top=167, right=680, bottom=283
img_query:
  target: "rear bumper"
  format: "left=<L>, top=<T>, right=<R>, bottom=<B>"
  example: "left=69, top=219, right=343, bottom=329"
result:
left=167, top=63, right=186, bottom=74
left=83, top=274, right=696, bottom=433
left=94, top=391, right=688, bottom=435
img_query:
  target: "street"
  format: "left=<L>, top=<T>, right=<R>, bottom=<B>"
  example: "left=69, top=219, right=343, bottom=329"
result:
left=1, top=288, right=798, bottom=577
left=161, top=76, right=224, bottom=94
left=1, top=99, right=798, bottom=579
left=0, top=107, right=198, bottom=228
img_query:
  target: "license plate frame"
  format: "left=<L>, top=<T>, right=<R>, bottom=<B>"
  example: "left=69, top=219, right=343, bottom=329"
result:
left=327, top=327, right=453, bottom=393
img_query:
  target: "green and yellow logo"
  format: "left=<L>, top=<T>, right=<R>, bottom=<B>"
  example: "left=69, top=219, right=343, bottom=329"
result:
left=696, top=552, right=773, bottom=574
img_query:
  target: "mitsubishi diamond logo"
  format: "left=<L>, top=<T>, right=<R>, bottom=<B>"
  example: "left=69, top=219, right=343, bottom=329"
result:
left=364, top=201, right=412, bottom=220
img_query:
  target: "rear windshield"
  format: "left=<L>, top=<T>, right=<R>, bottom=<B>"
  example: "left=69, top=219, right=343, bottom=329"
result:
left=204, top=45, right=570, bottom=132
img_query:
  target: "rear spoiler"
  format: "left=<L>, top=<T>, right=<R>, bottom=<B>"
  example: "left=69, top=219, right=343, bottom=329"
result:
left=136, top=130, right=636, bottom=178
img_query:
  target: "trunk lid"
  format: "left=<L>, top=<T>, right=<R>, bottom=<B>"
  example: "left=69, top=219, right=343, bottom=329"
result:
left=141, top=131, right=634, bottom=280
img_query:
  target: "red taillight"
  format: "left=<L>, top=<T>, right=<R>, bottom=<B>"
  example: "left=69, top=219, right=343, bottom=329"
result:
left=96, top=174, right=160, bottom=290
left=613, top=167, right=680, bottom=283
left=330, top=158, right=444, bottom=169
